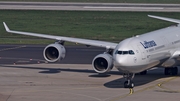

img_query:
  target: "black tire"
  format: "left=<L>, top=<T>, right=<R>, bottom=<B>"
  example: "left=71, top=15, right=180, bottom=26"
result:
left=124, top=81, right=134, bottom=88
left=129, top=82, right=134, bottom=88
left=124, top=81, right=129, bottom=88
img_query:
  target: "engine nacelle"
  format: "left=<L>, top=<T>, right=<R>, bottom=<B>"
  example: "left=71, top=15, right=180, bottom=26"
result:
left=43, top=44, right=66, bottom=62
left=92, top=53, right=114, bottom=73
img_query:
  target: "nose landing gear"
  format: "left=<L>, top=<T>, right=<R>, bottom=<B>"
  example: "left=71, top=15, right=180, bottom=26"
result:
left=123, top=73, right=135, bottom=88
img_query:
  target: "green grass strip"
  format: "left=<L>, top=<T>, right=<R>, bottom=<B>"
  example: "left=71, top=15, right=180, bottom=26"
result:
left=0, top=10, right=179, bottom=44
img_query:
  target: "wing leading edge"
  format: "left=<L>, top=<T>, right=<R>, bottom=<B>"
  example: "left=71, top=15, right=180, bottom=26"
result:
left=3, top=22, right=118, bottom=49
left=148, top=15, right=180, bottom=24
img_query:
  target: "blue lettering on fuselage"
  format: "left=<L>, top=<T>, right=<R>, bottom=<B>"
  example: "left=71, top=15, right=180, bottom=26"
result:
left=140, top=40, right=157, bottom=49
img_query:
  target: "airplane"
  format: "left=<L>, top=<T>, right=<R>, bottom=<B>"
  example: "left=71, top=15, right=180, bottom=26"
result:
left=3, top=15, right=180, bottom=88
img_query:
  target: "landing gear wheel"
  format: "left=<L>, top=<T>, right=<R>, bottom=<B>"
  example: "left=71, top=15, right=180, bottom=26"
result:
left=130, top=82, right=134, bottom=88
left=124, top=81, right=129, bottom=88
left=123, top=73, right=135, bottom=88
left=124, top=81, right=134, bottom=88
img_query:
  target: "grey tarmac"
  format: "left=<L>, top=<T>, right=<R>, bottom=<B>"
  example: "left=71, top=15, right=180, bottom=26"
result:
left=1, top=2, right=180, bottom=12
left=0, top=45, right=180, bottom=101
left=0, top=45, right=104, bottom=64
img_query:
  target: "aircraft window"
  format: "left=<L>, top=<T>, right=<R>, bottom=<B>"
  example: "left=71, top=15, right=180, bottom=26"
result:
left=123, top=51, right=128, bottom=55
left=116, top=51, right=122, bottom=54
left=115, top=50, right=135, bottom=55
left=129, top=50, right=135, bottom=55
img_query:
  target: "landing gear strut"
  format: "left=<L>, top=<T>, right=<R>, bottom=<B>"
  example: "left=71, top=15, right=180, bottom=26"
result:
left=123, top=73, right=135, bottom=88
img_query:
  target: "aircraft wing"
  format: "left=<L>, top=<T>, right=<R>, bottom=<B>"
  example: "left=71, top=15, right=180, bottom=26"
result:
left=3, top=22, right=118, bottom=49
left=148, top=15, right=180, bottom=24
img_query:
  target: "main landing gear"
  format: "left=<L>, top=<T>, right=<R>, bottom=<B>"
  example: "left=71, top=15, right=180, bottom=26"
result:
left=164, top=67, right=178, bottom=75
left=123, top=73, right=135, bottom=88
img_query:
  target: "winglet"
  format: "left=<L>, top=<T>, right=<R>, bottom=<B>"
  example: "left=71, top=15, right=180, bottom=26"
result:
left=3, top=22, right=10, bottom=32
left=148, top=15, right=180, bottom=24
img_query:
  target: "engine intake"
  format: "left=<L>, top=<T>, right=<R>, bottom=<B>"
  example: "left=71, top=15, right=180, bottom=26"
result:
left=92, top=53, right=113, bottom=73
left=43, top=44, right=66, bottom=62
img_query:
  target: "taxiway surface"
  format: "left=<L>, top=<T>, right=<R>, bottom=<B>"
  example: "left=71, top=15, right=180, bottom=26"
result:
left=0, top=45, right=104, bottom=64
left=1, top=2, right=180, bottom=12
left=0, top=45, right=180, bottom=101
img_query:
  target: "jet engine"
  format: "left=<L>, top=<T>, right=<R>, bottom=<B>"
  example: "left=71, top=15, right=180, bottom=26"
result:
left=43, top=43, right=66, bottom=62
left=92, top=53, right=114, bottom=73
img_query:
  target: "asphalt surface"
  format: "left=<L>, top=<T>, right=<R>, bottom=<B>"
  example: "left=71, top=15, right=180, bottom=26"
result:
left=0, top=64, right=180, bottom=101
left=1, top=2, right=180, bottom=12
left=0, top=45, right=104, bottom=64
left=0, top=45, right=180, bottom=101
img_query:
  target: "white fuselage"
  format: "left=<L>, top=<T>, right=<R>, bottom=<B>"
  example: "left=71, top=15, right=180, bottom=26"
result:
left=113, top=25, right=180, bottom=73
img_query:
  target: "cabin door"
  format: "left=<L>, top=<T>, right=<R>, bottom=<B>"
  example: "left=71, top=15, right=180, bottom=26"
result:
left=138, top=45, right=146, bottom=60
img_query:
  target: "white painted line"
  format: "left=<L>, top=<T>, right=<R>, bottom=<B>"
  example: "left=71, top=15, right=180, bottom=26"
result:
left=83, top=6, right=164, bottom=10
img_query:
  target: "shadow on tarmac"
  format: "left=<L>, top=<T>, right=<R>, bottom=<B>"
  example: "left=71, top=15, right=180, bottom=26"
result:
left=104, top=69, right=180, bottom=88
